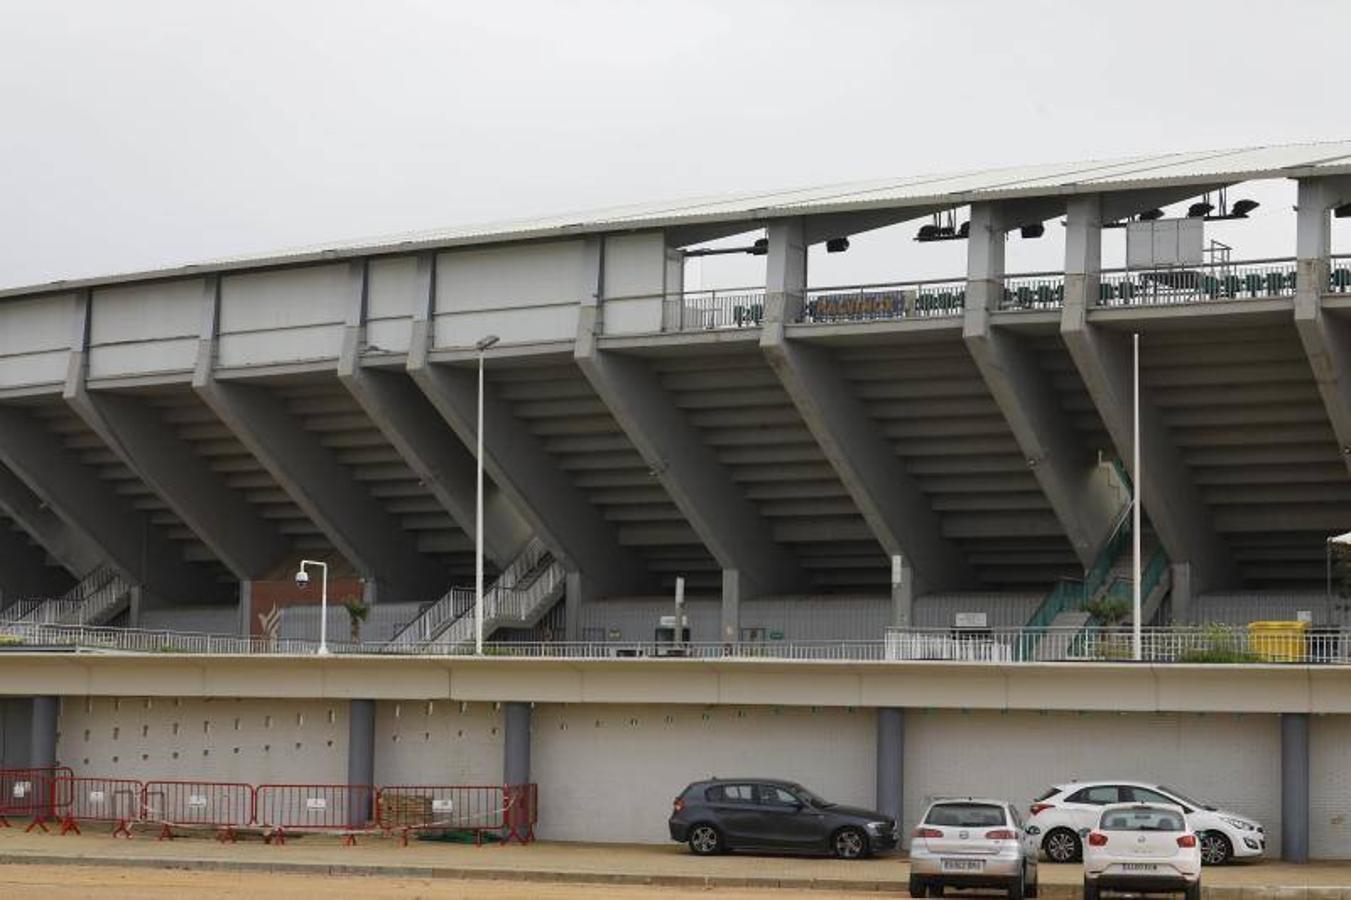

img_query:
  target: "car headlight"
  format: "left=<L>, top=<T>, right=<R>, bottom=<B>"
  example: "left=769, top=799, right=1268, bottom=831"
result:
left=1219, top=816, right=1254, bottom=831
left=865, top=821, right=889, bottom=833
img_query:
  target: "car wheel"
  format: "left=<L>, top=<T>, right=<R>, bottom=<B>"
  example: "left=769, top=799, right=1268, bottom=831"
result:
left=1082, top=878, right=1099, bottom=900
left=1043, top=827, right=1081, bottom=863
left=1199, top=831, right=1233, bottom=866
left=907, top=875, right=928, bottom=897
left=831, top=826, right=868, bottom=860
left=687, top=823, right=723, bottom=856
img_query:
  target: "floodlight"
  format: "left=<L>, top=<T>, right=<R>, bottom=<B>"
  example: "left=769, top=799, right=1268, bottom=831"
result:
left=750, top=238, right=768, bottom=256
left=1019, top=223, right=1045, bottom=239
left=1138, top=208, right=1164, bottom=221
left=825, top=237, right=850, bottom=253
left=1187, top=202, right=1214, bottom=218
left=1336, top=203, right=1351, bottom=219
left=1230, top=199, right=1260, bottom=218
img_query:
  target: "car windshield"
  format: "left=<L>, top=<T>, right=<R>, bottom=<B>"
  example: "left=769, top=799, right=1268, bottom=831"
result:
left=1100, top=807, right=1185, bottom=832
left=1157, top=785, right=1217, bottom=812
left=789, top=784, right=831, bottom=807
left=925, top=803, right=1007, bottom=828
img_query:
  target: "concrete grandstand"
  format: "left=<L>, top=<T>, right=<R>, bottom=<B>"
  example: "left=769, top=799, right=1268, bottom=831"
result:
left=2, top=141, right=1351, bottom=861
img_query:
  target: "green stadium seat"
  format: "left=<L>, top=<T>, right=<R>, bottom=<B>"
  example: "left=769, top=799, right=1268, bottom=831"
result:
left=1333, top=268, right=1351, bottom=291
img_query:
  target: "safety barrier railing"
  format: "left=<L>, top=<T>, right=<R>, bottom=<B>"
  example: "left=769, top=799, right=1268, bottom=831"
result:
left=53, top=775, right=142, bottom=837
left=253, top=783, right=376, bottom=844
left=0, top=766, right=69, bottom=830
left=142, top=779, right=255, bottom=841
left=799, top=278, right=966, bottom=323
left=1098, top=257, right=1298, bottom=307
left=662, top=289, right=767, bottom=332
left=377, top=784, right=527, bottom=845
left=1000, top=273, right=1065, bottom=311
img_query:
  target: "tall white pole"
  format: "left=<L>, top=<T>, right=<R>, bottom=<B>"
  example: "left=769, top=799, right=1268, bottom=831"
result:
left=1132, top=332, right=1142, bottom=662
left=476, top=349, right=485, bottom=656
left=319, top=563, right=329, bottom=656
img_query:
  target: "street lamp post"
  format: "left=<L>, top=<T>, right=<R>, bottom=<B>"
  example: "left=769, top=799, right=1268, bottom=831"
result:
left=295, top=559, right=329, bottom=655
left=1132, top=332, right=1142, bottom=663
left=474, top=334, right=500, bottom=656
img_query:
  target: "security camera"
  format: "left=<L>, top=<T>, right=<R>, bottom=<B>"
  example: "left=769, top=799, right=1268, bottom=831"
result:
left=295, top=569, right=310, bottom=589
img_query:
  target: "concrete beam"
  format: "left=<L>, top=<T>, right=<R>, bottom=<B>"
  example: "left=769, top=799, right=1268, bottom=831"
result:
left=405, top=263, right=648, bottom=598
left=1059, top=195, right=1238, bottom=593
left=964, top=202, right=1125, bottom=568
left=0, top=519, right=69, bottom=599
left=1293, top=177, right=1351, bottom=478
left=0, top=465, right=101, bottom=579
left=192, top=276, right=444, bottom=603
left=0, top=403, right=213, bottom=600
left=578, top=251, right=805, bottom=599
left=64, top=295, right=286, bottom=580
left=760, top=218, right=971, bottom=592
left=337, top=260, right=531, bottom=568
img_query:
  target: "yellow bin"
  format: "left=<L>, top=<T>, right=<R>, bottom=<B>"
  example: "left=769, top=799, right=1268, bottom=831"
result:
left=1247, top=620, right=1308, bottom=663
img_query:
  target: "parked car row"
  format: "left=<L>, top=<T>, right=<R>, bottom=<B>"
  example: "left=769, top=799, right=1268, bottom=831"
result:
left=668, top=776, right=1265, bottom=899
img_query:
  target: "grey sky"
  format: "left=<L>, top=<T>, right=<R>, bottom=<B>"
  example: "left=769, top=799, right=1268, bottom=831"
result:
left=1, top=0, right=1347, bottom=290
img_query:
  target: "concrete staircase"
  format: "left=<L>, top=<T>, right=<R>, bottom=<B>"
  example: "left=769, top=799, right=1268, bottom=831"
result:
left=2, top=564, right=132, bottom=627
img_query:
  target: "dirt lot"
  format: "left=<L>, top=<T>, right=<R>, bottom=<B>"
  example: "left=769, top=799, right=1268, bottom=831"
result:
left=0, top=864, right=883, bottom=900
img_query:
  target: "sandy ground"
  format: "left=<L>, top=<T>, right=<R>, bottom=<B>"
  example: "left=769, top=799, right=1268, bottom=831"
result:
left=0, top=864, right=886, bottom=900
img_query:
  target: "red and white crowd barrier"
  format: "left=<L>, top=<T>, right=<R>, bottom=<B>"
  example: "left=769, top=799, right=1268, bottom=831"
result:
left=0, top=767, right=70, bottom=831
left=0, top=768, right=537, bottom=846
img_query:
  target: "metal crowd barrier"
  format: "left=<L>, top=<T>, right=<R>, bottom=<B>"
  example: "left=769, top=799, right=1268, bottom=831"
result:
left=376, top=783, right=523, bottom=846
left=54, top=776, right=142, bottom=837
left=143, top=780, right=254, bottom=841
left=254, top=783, right=376, bottom=845
left=0, top=766, right=71, bottom=831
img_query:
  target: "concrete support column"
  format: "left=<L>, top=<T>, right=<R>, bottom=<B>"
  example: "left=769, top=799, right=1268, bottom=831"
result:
left=875, top=708, right=904, bottom=826
left=30, top=696, right=57, bottom=770
left=564, top=571, right=592, bottom=642
left=1169, top=562, right=1192, bottom=625
left=347, top=699, right=375, bottom=826
left=721, top=569, right=744, bottom=644
left=503, top=702, right=532, bottom=786
left=891, top=555, right=914, bottom=628
left=1281, top=712, right=1310, bottom=862
left=238, top=579, right=253, bottom=636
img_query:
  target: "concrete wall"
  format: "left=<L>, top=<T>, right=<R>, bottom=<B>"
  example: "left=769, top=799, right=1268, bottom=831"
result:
left=372, top=700, right=502, bottom=786
left=57, top=697, right=349, bottom=783
left=366, top=256, right=419, bottom=355
left=434, top=242, right=584, bottom=347
left=1311, top=714, right=1351, bottom=858
left=89, top=280, right=200, bottom=380
left=905, top=709, right=1282, bottom=849
left=218, top=265, right=349, bottom=368
left=601, top=233, right=668, bottom=335
left=531, top=703, right=876, bottom=843
left=0, top=292, right=75, bottom=391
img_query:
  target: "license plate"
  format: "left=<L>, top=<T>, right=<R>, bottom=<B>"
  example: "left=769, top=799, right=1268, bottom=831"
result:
left=1121, top=863, right=1159, bottom=872
left=941, top=858, right=985, bottom=872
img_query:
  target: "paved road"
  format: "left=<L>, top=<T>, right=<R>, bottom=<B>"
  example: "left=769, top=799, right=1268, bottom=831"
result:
left=0, top=864, right=884, bottom=900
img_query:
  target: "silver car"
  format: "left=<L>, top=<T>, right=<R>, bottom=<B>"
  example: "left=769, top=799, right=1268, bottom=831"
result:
left=909, top=798, right=1039, bottom=899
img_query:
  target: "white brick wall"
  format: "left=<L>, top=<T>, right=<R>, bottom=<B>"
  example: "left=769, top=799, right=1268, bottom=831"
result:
left=531, top=703, right=876, bottom=843
left=904, top=710, right=1282, bottom=849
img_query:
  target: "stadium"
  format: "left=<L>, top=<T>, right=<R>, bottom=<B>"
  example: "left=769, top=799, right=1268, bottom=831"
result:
left=1, top=141, right=1350, bottom=861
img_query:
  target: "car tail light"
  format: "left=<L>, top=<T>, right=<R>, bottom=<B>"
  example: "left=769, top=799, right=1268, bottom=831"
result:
left=985, top=829, right=1017, bottom=841
left=1087, top=831, right=1108, bottom=847
left=913, top=827, right=943, bottom=839
left=672, top=798, right=684, bottom=813
left=1029, top=803, right=1054, bottom=816
left=1177, top=834, right=1197, bottom=848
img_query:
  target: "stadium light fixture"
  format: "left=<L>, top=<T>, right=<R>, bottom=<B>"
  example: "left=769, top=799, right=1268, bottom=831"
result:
left=1019, top=223, right=1045, bottom=239
left=1187, top=202, right=1215, bottom=218
left=825, top=237, right=850, bottom=253
left=1229, top=198, right=1260, bottom=218
left=1138, top=208, right=1165, bottom=221
left=1335, top=203, right=1351, bottom=219
left=474, top=334, right=500, bottom=655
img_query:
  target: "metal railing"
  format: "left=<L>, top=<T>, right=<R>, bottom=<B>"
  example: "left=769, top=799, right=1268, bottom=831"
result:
left=663, top=289, right=767, bottom=332
left=798, top=278, right=967, bottom=323
left=428, top=555, right=566, bottom=651
left=1332, top=256, right=1351, bottom=294
left=4, top=620, right=1350, bottom=665
left=1098, top=257, right=1298, bottom=307
left=1000, top=274, right=1065, bottom=311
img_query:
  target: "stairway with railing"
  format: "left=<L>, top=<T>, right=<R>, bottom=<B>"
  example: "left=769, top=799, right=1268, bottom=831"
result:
left=386, top=538, right=566, bottom=651
left=1, top=564, right=133, bottom=627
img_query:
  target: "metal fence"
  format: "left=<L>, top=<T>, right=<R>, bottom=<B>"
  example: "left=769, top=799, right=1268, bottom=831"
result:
left=1098, top=258, right=1299, bottom=307
left=6, top=619, right=1351, bottom=665
left=1000, top=274, right=1065, bottom=311
left=799, top=278, right=967, bottom=323
left=663, top=289, right=767, bottom=331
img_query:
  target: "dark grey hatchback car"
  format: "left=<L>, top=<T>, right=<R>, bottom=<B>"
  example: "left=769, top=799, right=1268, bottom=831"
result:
left=669, top=778, right=900, bottom=859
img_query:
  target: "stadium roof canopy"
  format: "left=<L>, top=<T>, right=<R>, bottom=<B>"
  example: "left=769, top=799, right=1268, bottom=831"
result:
left=7, top=139, right=1351, bottom=298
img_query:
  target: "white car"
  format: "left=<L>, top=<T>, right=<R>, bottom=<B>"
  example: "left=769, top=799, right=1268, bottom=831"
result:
left=908, top=798, right=1039, bottom=898
left=1083, top=802, right=1201, bottom=899
left=1026, top=780, right=1264, bottom=865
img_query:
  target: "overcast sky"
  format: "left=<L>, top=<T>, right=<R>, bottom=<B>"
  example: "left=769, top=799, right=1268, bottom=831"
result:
left=1, top=0, right=1347, bottom=290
